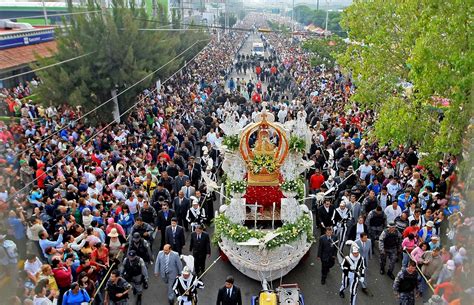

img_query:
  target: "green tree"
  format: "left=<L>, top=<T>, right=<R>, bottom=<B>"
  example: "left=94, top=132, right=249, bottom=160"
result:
left=293, top=5, right=345, bottom=37
left=35, top=0, right=208, bottom=122
left=337, top=0, right=473, bottom=171
left=302, top=36, right=347, bottom=69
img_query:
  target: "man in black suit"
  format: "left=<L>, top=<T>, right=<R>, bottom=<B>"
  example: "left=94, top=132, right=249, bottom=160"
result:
left=165, top=218, right=185, bottom=255
left=216, top=276, right=242, bottom=305
left=317, top=226, right=338, bottom=285
left=157, top=202, right=176, bottom=250
left=173, top=190, right=190, bottom=231
left=189, top=225, right=211, bottom=276
left=317, top=198, right=335, bottom=235
left=185, top=161, right=200, bottom=188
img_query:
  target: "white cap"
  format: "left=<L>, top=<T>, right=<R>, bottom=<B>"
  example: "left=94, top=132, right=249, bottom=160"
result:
left=426, top=221, right=434, bottom=227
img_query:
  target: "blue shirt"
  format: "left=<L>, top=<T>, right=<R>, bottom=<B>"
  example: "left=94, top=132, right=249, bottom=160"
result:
left=62, top=288, right=90, bottom=305
left=8, top=217, right=25, bottom=240
left=39, top=234, right=64, bottom=256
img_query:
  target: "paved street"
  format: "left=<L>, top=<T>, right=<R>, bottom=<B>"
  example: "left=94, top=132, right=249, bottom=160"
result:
left=142, top=34, right=407, bottom=305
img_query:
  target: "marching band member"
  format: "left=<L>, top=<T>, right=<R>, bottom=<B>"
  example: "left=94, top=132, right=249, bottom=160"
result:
left=186, top=197, right=207, bottom=232
left=173, top=266, right=204, bottom=305
left=339, top=243, right=366, bottom=305
left=332, top=202, right=352, bottom=248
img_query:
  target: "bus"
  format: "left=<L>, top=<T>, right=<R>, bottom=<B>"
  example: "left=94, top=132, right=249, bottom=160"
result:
left=252, top=42, right=264, bottom=57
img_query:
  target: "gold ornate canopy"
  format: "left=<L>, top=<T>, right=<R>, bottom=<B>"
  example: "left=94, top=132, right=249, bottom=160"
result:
left=239, top=107, right=289, bottom=186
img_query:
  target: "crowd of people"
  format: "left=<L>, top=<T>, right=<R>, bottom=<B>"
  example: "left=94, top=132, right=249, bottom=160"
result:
left=0, top=13, right=472, bottom=305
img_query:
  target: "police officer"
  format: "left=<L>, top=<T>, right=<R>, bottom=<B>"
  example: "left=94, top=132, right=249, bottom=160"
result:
left=105, top=269, right=131, bottom=305
left=129, top=232, right=153, bottom=264
left=339, top=243, right=366, bottom=305
left=365, top=206, right=386, bottom=252
left=393, top=261, right=421, bottom=305
left=122, top=250, right=148, bottom=305
left=173, top=266, right=204, bottom=305
left=379, top=222, right=402, bottom=279
left=130, top=217, right=155, bottom=250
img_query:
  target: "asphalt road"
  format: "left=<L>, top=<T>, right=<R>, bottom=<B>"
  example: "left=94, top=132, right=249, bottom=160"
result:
left=0, top=34, right=411, bottom=305
left=142, top=35, right=407, bottom=305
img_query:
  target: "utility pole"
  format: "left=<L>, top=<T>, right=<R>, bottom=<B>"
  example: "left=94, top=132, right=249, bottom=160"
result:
left=152, top=0, right=157, bottom=18
left=41, top=0, right=48, bottom=25
left=291, top=0, right=294, bottom=34
left=317, top=0, right=319, bottom=11
left=325, top=0, right=329, bottom=34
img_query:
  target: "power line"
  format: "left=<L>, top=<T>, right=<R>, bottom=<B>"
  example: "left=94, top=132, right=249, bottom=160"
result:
left=133, top=18, right=347, bottom=35
left=8, top=38, right=211, bottom=203
left=13, top=38, right=209, bottom=159
left=0, top=52, right=96, bottom=81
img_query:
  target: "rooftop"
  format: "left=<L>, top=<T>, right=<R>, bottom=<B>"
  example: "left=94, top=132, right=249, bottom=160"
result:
left=0, top=40, right=57, bottom=70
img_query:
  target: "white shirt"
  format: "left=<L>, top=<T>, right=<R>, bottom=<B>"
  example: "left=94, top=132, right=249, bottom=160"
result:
left=125, top=198, right=139, bottom=214
left=24, top=257, right=42, bottom=277
left=356, top=223, right=365, bottom=238
left=384, top=205, right=402, bottom=223
left=387, top=183, right=401, bottom=198
left=359, top=164, right=372, bottom=180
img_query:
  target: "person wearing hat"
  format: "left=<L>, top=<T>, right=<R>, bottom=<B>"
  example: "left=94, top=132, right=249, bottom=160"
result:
left=186, top=197, right=207, bottom=232
left=339, top=242, right=366, bottom=305
left=173, top=266, right=204, bottom=305
left=436, top=260, right=456, bottom=285
left=129, top=232, right=153, bottom=264
left=105, top=228, right=127, bottom=258
left=393, top=260, right=421, bottom=305
left=332, top=202, right=352, bottom=249
left=418, top=220, right=438, bottom=243
left=122, top=250, right=148, bottom=305
left=379, top=222, right=402, bottom=280
left=428, top=235, right=441, bottom=250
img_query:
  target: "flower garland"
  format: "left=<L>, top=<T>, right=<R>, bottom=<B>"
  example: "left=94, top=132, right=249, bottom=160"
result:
left=280, top=180, right=299, bottom=192
left=266, top=215, right=314, bottom=248
left=288, top=136, right=306, bottom=153
left=280, top=178, right=305, bottom=199
left=223, top=135, right=240, bottom=151
left=228, top=180, right=247, bottom=193
left=250, top=154, right=277, bottom=174
left=213, top=213, right=264, bottom=244
left=296, top=178, right=305, bottom=200
left=213, top=213, right=314, bottom=249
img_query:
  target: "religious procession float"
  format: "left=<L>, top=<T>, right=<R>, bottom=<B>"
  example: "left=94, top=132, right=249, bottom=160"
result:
left=207, top=103, right=314, bottom=285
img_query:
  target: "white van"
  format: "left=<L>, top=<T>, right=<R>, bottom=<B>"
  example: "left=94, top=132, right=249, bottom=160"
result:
left=252, top=42, right=264, bottom=57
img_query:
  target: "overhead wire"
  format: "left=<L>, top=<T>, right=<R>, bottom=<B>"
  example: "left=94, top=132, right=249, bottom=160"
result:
left=13, top=38, right=209, bottom=159
left=132, top=17, right=348, bottom=35
left=8, top=38, right=210, bottom=199
left=0, top=52, right=96, bottom=81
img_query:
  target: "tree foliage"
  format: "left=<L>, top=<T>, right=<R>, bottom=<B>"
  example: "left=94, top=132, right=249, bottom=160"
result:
left=35, top=0, right=208, bottom=122
left=337, top=0, right=473, bottom=171
left=302, top=36, right=347, bottom=69
left=219, top=14, right=237, bottom=28
left=266, top=20, right=290, bottom=35
left=292, top=5, right=345, bottom=37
